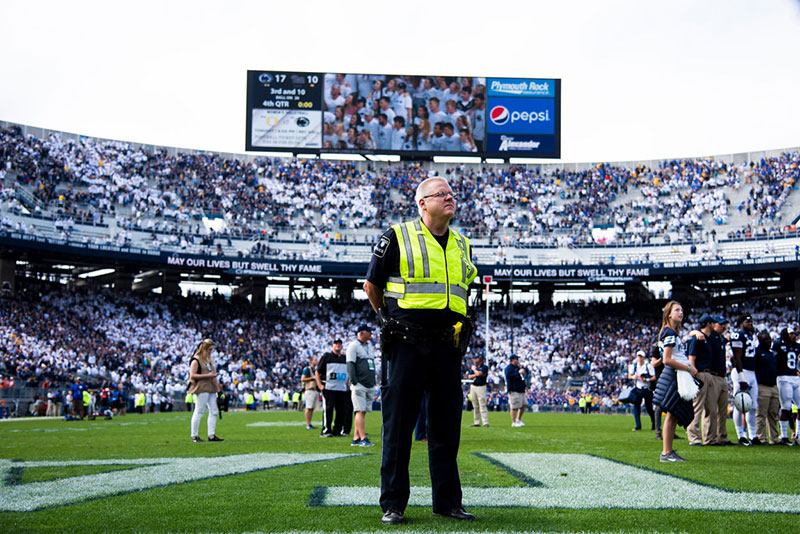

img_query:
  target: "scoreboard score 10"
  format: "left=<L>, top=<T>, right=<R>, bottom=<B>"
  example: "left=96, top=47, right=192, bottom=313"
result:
left=246, top=71, right=323, bottom=150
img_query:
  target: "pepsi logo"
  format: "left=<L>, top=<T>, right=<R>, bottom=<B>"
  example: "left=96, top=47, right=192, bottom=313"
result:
left=490, top=106, right=509, bottom=126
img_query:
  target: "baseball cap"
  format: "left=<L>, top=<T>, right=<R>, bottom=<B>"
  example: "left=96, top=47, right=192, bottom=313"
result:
left=636, top=350, right=646, bottom=357
left=357, top=324, right=373, bottom=333
left=736, top=314, right=752, bottom=327
left=509, top=354, right=519, bottom=361
left=787, top=324, right=796, bottom=335
left=712, top=315, right=728, bottom=324
left=397, top=81, right=406, bottom=89
left=333, top=338, right=343, bottom=344
left=699, top=314, right=714, bottom=327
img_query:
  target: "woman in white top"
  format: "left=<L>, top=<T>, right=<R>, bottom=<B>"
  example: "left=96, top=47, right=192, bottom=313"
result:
left=652, top=301, right=698, bottom=462
left=187, top=339, right=224, bottom=442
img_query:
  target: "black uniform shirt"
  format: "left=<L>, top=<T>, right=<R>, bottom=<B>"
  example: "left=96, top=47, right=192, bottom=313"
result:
left=366, top=226, right=469, bottom=329
left=708, top=331, right=728, bottom=375
left=687, top=336, right=712, bottom=371
left=755, top=346, right=777, bottom=387
left=471, top=363, right=489, bottom=386
left=773, top=340, right=799, bottom=377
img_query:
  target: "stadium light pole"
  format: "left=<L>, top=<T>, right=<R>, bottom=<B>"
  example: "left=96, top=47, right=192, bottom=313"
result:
left=484, top=276, right=493, bottom=361
left=509, top=270, right=514, bottom=356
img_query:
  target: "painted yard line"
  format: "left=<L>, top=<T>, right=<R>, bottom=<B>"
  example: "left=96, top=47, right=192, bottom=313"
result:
left=245, top=421, right=306, bottom=426
left=319, top=453, right=800, bottom=514
left=218, top=531, right=676, bottom=534
left=0, top=453, right=355, bottom=512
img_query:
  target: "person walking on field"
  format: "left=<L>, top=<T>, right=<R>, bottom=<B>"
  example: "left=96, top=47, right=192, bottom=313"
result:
left=188, top=339, right=224, bottom=443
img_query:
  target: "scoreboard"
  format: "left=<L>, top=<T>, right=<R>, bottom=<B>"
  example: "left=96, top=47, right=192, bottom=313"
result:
left=246, top=72, right=323, bottom=149
left=245, top=70, right=560, bottom=159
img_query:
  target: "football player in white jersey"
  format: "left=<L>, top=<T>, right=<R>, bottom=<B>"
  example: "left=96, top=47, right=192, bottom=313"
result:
left=730, top=314, right=758, bottom=445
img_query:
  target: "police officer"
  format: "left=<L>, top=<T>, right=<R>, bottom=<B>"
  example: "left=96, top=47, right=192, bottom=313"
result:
left=364, top=177, right=477, bottom=525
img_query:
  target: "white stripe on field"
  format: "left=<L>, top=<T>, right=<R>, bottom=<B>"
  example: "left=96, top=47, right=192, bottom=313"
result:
left=246, top=422, right=306, bottom=427
left=0, top=453, right=354, bottom=512
left=321, top=453, right=800, bottom=514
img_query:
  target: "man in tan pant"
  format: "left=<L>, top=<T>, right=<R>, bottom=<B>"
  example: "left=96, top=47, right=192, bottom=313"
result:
left=687, top=315, right=729, bottom=446
left=756, top=384, right=781, bottom=444
left=754, top=329, right=781, bottom=445
left=468, top=355, right=489, bottom=427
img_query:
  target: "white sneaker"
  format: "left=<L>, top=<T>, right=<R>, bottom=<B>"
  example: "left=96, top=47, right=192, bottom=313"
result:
left=511, top=420, right=520, bottom=427
left=517, top=420, right=526, bottom=427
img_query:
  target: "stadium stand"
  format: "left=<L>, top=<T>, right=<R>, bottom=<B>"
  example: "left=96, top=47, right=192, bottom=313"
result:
left=2, top=123, right=799, bottom=266
left=1, top=280, right=797, bottom=415
left=1, top=121, right=799, bottom=417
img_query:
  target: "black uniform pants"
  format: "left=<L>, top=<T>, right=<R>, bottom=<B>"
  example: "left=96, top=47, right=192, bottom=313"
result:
left=321, top=389, right=352, bottom=435
left=380, top=339, right=463, bottom=513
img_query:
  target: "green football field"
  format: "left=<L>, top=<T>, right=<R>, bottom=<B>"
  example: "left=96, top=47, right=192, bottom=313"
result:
left=1, top=408, right=798, bottom=533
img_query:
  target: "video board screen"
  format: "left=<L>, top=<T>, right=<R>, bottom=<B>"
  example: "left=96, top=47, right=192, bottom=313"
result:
left=245, top=71, right=560, bottom=159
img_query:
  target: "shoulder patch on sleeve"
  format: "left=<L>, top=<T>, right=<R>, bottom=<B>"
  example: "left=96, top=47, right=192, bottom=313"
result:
left=373, top=235, right=390, bottom=258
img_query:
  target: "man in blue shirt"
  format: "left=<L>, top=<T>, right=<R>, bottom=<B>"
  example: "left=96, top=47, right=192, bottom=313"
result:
left=69, top=377, right=87, bottom=420
left=504, top=355, right=527, bottom=427
left=467, top=355, right=489, bottom=427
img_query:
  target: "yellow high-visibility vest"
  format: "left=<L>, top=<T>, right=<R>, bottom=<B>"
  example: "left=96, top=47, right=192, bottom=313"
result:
left=246, top=393, right=255, bottom=405
left=82, top=390, right=90, bottom=407
left=385, top=219, right=476, bottom=316
left=184, top=392, right=193, bottom=403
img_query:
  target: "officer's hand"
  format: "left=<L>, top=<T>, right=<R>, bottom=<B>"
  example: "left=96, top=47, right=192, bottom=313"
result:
left=739, top=381, right=749, bottom=392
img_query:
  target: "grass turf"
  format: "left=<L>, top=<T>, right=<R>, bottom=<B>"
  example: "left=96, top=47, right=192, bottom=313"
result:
left=0, top=409, right=798, bottom=533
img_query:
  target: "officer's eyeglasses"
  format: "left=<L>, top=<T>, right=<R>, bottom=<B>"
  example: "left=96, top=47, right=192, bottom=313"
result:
left=422, top=191, right=454, bottom=200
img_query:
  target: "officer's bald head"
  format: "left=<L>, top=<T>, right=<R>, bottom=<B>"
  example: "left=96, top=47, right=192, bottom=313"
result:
left=415, top=177, right=451, bottom=216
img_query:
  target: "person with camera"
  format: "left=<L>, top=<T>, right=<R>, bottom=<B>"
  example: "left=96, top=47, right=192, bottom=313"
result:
left=467, top=354, right=490, bottom=427
left=364, top=176, right=477, bottom=525
left=628, top=350, right=656, bottom=431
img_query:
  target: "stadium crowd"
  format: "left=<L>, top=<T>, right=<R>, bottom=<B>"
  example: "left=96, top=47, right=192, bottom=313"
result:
left=2, top=125, right=798, bottom=259
left=1, top=280, right=797, bottom=417
left=321, top=74, right=486, bottom=152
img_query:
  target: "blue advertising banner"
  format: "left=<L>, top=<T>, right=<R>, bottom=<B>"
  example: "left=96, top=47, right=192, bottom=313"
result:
left=485, top=134, right=555, bottom=154
left=486, top=96, right=556, bottom=135
left=487, top=78, right=556, bottom=98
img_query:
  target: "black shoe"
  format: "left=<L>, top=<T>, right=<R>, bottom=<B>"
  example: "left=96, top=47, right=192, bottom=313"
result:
left=750, top=437, right=764, bottom=446
left=208, top=435, right=224, bottom=442
left=690, top=442, right=703, bottom=447
left=632, top=427, right=642, bottom=431
left=320, top=432, right=335, bottom=438
left=718, top=440, right=735, bottom=446
left=738, top=437, right=752, bottom=446
left=673, top=433, right=684, bottom=440
left=655, top=431, right=663, bottom=440
left=434, top=506, right=476, bottom=520
left=780, top=437, right=795, bottom=446
left=191, top=436, right=204, bottom=442
left=381, top=509, right=405, bottom=525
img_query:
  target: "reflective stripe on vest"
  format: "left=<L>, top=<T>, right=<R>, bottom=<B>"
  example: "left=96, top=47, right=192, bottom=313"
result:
left=386, top=219, right=477, bottom=316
